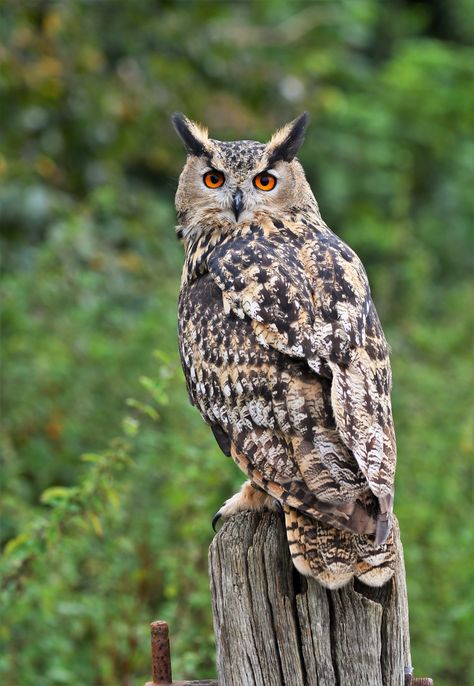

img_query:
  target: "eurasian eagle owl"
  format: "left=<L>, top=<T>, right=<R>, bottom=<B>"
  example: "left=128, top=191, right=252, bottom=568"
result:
left=173, top=112, right=396, bottom=589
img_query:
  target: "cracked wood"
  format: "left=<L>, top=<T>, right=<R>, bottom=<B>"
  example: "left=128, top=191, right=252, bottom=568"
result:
left=209, top=512, right=411, bottom=686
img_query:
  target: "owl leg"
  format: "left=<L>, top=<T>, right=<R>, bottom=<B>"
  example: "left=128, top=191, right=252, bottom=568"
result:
left=212, top=480, right=281, bottom=531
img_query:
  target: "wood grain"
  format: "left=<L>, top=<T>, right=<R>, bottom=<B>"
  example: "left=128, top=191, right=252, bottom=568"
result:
left=209, top=511, right=411, bottom=686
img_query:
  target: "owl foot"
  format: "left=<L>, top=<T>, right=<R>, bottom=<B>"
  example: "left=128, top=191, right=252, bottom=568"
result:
left=212, top=480, right=281, bottom=531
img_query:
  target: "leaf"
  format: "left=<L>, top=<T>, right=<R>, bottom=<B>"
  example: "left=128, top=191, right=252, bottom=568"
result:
left=153, top=349, right=171, bottom=364
left=139, top=376, right=169, bottom=406
left=105, top=488, right=120, bottom=509
left=40, top=487, right=73, bottom=505
left=3, top=533, right=29, bottom=557
left=81, top=453, right=103, bottom=463
left=87, top=513, right=103, bottom=537
left=122, top=415, right=140, bottom=436
left=126, top=398, right=159, bottom=420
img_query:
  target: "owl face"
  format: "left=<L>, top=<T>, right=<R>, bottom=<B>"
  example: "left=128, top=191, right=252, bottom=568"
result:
left=173, top=113, right=313, bottom=236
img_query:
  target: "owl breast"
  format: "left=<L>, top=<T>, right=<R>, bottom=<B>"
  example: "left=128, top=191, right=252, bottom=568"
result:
left=180, top=273, right=315, bottom=437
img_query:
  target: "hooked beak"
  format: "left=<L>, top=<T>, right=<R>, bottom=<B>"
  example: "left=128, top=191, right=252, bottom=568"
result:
left=232, top=188, right=244, bottom=221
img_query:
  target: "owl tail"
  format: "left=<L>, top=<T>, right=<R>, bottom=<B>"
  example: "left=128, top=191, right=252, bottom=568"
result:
left=284, top=505, right=396, bottom=590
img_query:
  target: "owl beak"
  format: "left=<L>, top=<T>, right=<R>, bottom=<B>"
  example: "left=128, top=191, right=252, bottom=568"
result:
left=232, top=188, right=244, bottom=221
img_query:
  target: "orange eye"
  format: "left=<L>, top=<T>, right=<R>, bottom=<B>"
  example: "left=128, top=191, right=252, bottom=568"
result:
left=253, top=172, right=277, bottom=191
left=203, top=170, right=225, bottom=189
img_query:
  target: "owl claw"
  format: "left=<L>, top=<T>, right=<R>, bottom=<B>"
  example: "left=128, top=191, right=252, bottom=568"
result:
left=212, top=483, right=283, bottom=533
left=212, top=511, right=222, bottom=532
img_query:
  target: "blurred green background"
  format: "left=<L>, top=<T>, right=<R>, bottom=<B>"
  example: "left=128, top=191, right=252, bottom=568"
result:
left=1, top=1, right=473, bottom=684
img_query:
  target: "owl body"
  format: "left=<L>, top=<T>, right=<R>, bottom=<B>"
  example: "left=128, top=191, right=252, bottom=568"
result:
left=174, top=113, right=396, bottom=588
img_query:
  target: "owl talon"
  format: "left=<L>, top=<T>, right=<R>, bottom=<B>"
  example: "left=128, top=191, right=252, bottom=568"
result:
left=211, top=511, right=222, bottom=532
left=211, top=482, right=281, bottom=534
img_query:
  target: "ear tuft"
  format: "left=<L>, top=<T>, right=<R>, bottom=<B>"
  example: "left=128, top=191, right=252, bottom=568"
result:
left=171, top=112, right=209, bottom=157
left=267, top=112, right=309, bottom=166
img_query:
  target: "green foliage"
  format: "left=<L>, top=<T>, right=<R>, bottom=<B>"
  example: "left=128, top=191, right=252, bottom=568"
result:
left=1, top=2, right=473, bottom=685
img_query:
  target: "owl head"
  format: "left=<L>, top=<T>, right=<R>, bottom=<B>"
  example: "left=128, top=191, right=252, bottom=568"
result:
left=172, top=112, right=316, bottom=238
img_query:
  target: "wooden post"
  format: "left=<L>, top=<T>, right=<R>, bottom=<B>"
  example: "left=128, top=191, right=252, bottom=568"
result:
left=209, top=511, right=418, bottom=686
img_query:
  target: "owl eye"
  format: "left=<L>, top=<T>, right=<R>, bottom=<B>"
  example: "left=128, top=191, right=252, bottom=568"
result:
left=253, top=172, right=277, bottom=191
left=203, top=170, right=225, bottom=189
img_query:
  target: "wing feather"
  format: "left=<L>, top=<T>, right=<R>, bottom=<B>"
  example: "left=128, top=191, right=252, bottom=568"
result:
left=206, top=217, right=396, bottom=509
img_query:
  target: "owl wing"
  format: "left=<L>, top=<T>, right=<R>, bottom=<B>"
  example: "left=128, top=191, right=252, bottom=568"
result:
left=208, top=222, right=396, bottom=530
left=179, top=271, right=371, bottom=538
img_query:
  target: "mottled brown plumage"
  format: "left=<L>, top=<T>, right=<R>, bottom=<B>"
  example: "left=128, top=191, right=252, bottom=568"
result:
left=173, top=112, right=396, bottom=588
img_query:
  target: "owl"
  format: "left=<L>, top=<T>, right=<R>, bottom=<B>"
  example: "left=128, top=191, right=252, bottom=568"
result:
left=173, top=112, right=396, bottom=589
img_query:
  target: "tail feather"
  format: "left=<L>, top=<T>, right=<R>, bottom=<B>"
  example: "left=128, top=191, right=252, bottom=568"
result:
left=284, top=505, right=395, bottom=589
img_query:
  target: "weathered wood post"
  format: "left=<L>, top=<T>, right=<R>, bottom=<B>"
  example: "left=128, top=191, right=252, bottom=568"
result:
left=209, top=511, right=428, bottom=686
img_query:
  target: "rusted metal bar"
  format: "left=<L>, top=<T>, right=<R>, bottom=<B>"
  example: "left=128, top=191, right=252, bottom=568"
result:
left=149, top=620, right=172, bottom=685
left=144, top=619, right=218, bottom=686
left=405, top=670, right=434, bottom=686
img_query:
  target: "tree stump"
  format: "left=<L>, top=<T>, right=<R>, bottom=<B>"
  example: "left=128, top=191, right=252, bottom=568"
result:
left=209, top=511, right=412, bottom=686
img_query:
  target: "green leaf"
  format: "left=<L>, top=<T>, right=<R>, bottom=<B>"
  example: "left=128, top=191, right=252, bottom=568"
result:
left=40, top=487, right=74, bottom=505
